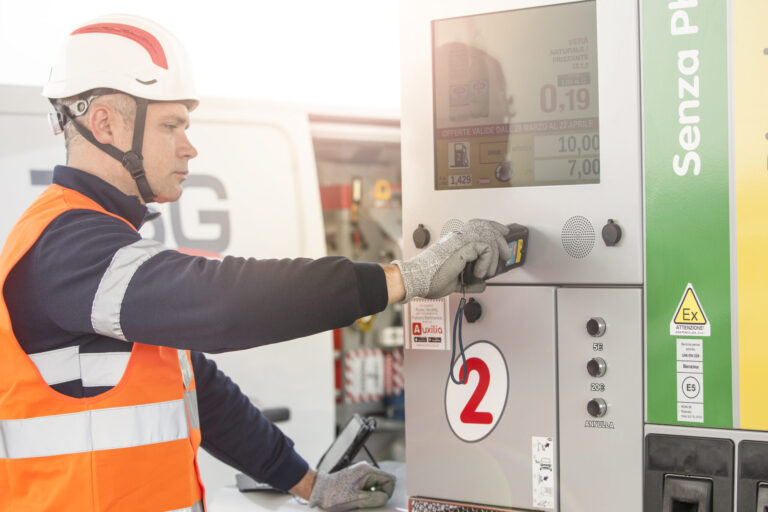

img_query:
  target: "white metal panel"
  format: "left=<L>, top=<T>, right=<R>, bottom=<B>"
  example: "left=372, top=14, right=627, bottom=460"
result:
left=405, top=287, right=558, bottom=510
left=400, top=0, right=643, bottom=285
left=557, top=287, right=643, bottom=512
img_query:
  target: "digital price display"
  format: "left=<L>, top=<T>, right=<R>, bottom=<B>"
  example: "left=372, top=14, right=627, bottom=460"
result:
left=433, top=1, right=600, bottom=190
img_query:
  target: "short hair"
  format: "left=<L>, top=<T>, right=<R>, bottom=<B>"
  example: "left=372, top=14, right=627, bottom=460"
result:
left=56, top=92, right=136, bottom=161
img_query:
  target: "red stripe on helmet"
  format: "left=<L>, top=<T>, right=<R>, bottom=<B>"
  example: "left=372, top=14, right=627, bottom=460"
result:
left=72, top=23, right=168, bottom=70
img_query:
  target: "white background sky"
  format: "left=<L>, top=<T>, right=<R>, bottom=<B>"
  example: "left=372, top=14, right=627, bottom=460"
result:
left=0, top=0, right=401, bottom=113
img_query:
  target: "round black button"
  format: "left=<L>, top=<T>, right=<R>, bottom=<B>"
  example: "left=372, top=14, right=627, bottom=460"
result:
left=586, top=317, right=606, bottom=337
left=587, top=398, right=607, bottom=417
left=412, top=224, right=430, bottom=249
left=602, top=219, right=622, bottom=247
left=463, top=298, right=482, bottom=323
left=587, top=357, right=607, bottom=378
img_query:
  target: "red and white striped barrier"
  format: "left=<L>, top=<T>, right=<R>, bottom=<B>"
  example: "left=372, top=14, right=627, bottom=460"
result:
left=344, top=348, right=404, bottom=403
left=391, top=348, right=404, bottom=396
left=344, top=348, right=384, bottom=403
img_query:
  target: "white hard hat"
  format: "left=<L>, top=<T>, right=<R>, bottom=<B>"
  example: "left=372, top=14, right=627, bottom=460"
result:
left=43, top=14, right=198, bottom=110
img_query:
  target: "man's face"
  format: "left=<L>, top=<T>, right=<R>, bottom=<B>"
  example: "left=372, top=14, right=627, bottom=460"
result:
left=141, top=102, right=197, bottom=203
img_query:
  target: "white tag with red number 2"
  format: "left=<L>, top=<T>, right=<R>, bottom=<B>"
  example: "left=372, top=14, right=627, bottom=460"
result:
left=445, top=340, right=509, bottom=442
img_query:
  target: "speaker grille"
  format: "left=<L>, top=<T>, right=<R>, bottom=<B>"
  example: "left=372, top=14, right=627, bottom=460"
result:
left=440, top=219, right=465, bottom=239
left=561, top=215, right=595, bottom=259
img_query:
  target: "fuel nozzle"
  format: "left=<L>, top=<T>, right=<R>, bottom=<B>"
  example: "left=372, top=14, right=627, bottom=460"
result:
left=462, top=223, right=529, bottom=285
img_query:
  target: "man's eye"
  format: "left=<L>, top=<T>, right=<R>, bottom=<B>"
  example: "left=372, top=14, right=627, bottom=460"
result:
left=164, top=124, right=177, bottom=130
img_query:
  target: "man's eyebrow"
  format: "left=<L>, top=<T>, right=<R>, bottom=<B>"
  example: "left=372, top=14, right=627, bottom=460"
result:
left=161, top=114, right=190, bottom=128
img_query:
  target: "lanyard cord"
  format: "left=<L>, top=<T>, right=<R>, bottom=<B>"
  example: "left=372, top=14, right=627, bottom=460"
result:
left=449, top=295, right=469, bottom=385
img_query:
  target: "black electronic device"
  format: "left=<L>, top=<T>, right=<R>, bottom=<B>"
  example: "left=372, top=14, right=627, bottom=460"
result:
left=316, top=414, right=378, bottom=474
left=235, top=473, right=285, bottom=493
left=236, top=414, right=378, bottom=493
left=462, top=223, right=529, bottom=285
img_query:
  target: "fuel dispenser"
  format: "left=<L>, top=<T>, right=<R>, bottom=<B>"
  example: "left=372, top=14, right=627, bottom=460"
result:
left=399, top=1, right=767, bottom=511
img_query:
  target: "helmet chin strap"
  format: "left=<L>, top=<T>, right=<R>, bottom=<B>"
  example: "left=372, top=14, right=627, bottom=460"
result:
left=53, top=97, right=157, bottom=203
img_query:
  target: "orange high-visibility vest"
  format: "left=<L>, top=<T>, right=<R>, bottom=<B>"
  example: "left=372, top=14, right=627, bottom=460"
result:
left=0, top=184, right=205, bottom=511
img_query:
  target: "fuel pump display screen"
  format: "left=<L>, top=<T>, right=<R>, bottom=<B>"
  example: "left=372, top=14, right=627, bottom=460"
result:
left=432, top=1, right=600, bottom=190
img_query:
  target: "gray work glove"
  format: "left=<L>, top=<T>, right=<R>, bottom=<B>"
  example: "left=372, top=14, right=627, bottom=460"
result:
left=308, top=462, right=396, bottom=512
left=393, top=219, right=512, bottom=303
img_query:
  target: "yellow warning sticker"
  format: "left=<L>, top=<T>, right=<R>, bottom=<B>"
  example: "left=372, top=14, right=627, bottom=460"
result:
left=670, top=283, right=710, bottom=337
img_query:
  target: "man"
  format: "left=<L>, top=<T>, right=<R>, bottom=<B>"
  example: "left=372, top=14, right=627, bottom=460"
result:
left=0, top=14, right=511, bottom=511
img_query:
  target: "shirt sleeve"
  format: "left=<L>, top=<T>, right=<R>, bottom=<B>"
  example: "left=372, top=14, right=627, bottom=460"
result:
left=38, top=210, right=389, bottom=352
left=191, top=352, right=309, bottom=490
left=121, top=251, right=387, bottom=352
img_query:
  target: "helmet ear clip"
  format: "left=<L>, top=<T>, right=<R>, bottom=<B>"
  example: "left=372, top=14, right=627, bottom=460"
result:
left=71, top=96, right=96, bottom=116
left=48, top=94, right=97, bottom=135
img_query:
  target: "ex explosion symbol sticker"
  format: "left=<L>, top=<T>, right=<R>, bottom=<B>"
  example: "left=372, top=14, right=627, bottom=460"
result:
left=670, top=283, right=710, bottom=337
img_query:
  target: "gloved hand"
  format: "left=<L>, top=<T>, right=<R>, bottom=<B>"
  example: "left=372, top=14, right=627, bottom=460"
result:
left=393, top=219, right=512, bottom=303
left=308, top=462, right=396, bottom=512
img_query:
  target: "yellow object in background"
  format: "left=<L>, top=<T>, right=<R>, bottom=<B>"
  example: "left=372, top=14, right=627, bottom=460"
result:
left=374, top=179, right=392, bottom=201
left=354, top=315, right=376, bottom=333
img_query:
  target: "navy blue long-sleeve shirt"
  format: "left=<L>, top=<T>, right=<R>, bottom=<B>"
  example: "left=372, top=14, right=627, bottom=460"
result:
left=3, top=165, right=388, bottom=490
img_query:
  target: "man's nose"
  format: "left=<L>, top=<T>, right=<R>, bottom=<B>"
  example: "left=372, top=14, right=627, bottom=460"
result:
left=180, top=134, right=198, bottom=159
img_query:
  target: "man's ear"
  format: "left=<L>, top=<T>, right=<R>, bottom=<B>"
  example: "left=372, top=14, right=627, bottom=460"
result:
left=88, top=104, right=117, bottom=145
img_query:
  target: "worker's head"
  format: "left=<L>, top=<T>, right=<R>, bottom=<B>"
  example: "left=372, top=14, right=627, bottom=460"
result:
left=43, top=14, right=199, bottom=203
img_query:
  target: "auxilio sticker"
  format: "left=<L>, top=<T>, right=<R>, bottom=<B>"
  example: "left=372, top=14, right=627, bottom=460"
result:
left=406, top=298, right=449, bottom=350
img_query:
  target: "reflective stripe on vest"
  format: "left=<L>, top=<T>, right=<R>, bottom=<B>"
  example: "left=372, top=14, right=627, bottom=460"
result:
left=0, top=398, right=188, bottom=459
left=178, top=350, right=200, bottom=430
left=185, top=389, right=200, bottom=431
left=29, top=346, right=131, bottom=387
left=91, top=238, right=168, bottom=340
left=179, top=349, right=194, bottom=390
